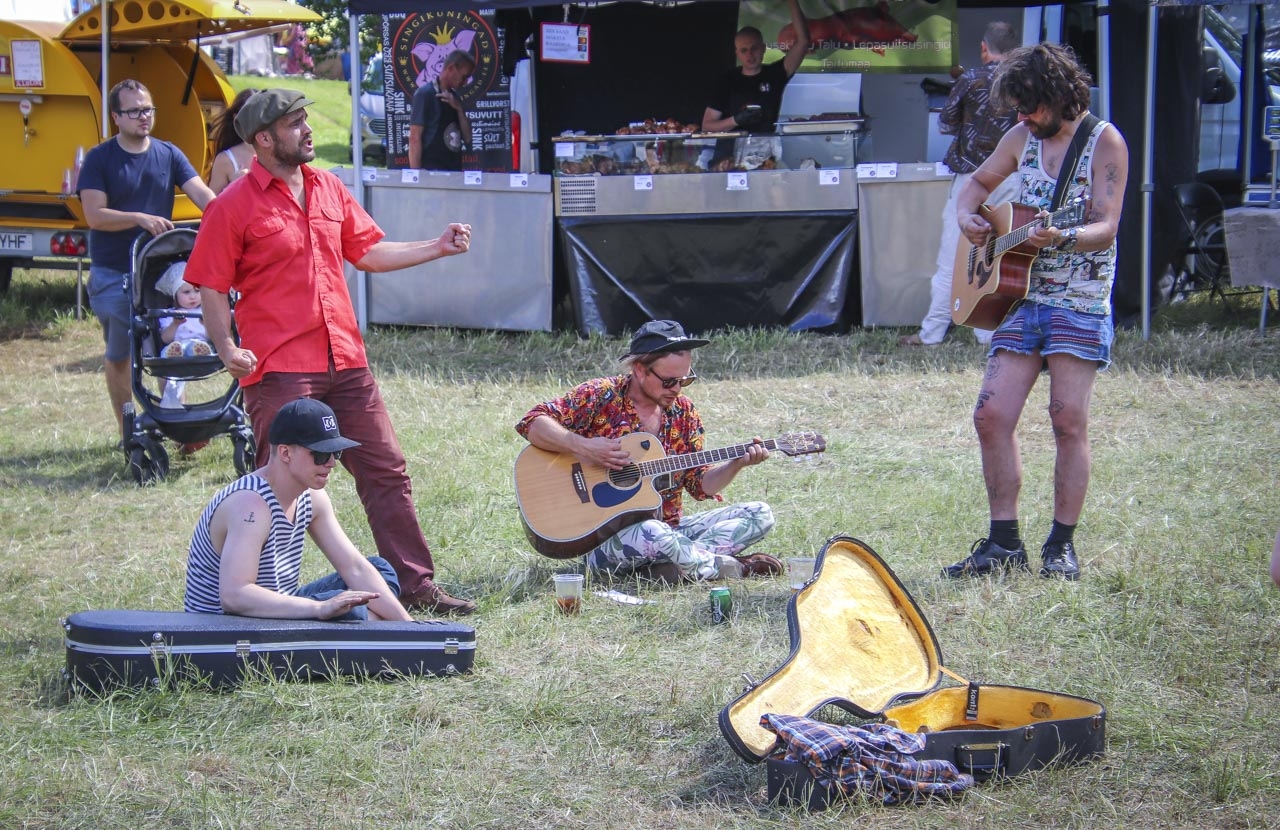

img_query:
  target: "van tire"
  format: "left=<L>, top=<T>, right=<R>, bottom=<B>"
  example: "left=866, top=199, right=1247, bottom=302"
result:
left=0, top=260, right=13, bottom=295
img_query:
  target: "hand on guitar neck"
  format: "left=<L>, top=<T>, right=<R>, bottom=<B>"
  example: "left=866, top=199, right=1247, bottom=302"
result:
left=950, top=198, right=1087, bottom=331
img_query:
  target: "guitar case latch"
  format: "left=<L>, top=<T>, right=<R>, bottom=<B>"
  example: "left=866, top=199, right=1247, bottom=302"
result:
left=740, top=673, right=759, bottom=692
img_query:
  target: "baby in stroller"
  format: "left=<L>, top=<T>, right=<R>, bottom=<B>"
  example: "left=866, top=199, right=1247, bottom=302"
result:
left=153, top=262, right=214, bottom=408
left=123, top=227, right=254, bottom=485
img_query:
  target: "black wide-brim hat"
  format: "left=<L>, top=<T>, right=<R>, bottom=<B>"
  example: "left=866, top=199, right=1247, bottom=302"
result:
left=620, top=319, right=710, bottom=360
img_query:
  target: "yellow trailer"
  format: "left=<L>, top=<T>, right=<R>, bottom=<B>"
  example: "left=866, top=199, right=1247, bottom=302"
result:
left=0, top=0, right=320, bottom=291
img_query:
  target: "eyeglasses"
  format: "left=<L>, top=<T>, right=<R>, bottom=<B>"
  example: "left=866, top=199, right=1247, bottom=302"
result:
left=310, top=449, right=343, bottom=465
left=1013, top=101, right=1038, bottom=116
left=116, top=107, right=157, bottom=120
left=649, top=368, right=698, bottom=389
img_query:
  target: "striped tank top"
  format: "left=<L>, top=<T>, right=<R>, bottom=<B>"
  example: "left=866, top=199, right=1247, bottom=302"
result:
left=183, top=473, right=313, bottom=614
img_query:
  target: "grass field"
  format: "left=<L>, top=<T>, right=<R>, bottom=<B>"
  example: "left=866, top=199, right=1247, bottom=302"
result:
left=0, top=268, right=1278, bottom=828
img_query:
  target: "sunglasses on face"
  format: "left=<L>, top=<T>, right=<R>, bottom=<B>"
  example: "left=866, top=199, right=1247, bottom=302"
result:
left=310, top=449, right=343, bottom=465
left=649, top=368, right=698, bottom=389
left=117, top=107, right=157, bottom=120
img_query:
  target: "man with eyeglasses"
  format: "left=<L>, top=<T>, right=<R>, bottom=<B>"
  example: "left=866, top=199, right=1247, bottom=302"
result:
left=78, top=79, right=217, bottom=444
left=516, top=320, right=781, bottom=583
left=184, top=397, right=413, bottom=622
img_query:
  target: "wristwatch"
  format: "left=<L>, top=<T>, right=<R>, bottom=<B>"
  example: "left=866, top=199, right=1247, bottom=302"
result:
left=1059, top=227, right=1080, bottom=252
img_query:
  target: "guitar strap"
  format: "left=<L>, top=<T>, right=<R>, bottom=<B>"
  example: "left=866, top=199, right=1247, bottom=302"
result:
left=1051, top=113, right=1100, bottom=211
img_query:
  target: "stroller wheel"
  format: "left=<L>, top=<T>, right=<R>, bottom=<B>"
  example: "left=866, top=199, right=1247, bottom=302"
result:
left=128, top=438, right=170, bottom=486
left=232, top=431, right=256, bottom=477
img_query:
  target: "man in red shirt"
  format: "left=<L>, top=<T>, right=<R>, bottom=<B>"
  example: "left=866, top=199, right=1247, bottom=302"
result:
left=184, top=89, right=475, bottom=615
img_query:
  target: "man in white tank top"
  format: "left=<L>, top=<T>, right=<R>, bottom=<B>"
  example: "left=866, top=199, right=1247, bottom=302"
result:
left=942, top=43, right=1129, bottom=583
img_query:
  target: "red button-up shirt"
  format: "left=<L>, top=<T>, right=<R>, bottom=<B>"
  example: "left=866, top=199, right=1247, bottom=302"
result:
left=185, top=159, right=383, bottom=386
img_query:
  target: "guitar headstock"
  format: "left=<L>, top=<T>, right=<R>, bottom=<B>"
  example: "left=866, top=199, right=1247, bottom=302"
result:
left=1061, top=196, right=1087, bottom=228
left=775, top=432, right=826, bottom=457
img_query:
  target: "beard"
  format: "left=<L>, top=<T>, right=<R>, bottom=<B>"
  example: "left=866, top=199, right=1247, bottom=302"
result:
left=1028, top=113, right=1064, bottom=140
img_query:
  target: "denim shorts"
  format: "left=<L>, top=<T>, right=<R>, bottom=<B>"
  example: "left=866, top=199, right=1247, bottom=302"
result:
left=988, top=302, right=1113, bottom=370
left=87, top=266, right=132, bottom=362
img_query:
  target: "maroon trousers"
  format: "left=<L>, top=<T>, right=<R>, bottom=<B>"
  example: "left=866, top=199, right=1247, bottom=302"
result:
left=243, top=366, right=436, bottom=595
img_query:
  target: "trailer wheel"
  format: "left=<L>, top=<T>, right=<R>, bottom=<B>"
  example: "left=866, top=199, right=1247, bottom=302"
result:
left=0, top=260, right=13, bottom=295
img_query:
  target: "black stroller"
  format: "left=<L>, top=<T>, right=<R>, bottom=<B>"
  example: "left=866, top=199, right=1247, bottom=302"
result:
left=122, top=227, right=255, bottom=485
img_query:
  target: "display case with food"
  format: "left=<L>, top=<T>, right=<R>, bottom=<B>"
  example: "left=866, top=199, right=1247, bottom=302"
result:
left=553, top=113, right=868, bottom=176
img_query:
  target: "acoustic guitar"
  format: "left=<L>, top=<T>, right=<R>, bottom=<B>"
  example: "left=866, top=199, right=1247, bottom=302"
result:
left=514, top=431, right=826, bottom=559
left=950, top=197, right=1087, bottom=330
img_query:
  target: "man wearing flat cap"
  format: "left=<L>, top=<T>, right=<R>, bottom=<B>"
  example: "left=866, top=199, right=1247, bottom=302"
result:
left=184, top=89, right=476, bottom=615
left=185, top=398, right=413, bottom=622
left=516, top=320, right=781, bottom=583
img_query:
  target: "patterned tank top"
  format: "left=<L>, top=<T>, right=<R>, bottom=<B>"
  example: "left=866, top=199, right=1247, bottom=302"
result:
left=1016, top=118, right=1116, bottom=316
left=183, top=473, right=313, bottom=613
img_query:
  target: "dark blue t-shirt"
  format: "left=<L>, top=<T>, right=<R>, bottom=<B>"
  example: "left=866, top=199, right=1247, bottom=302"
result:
left=77, top=137, right=199, bottom=272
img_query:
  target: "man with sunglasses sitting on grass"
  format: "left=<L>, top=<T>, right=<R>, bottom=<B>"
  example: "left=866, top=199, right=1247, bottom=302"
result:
left=516, top=320, right=782, bottom=584
left=183, top=398, right=412, bottom=622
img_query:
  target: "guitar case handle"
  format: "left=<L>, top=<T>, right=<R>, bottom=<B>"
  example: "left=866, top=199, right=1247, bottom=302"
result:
left=955, top=741, right=1010, bottom=778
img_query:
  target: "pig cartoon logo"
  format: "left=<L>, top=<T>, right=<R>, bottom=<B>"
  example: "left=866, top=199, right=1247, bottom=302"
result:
left=411, top=24, right=477, bottom=88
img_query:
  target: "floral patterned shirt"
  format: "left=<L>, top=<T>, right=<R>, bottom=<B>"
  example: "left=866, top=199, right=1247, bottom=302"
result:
left=515, top=374, right=716, bottom=525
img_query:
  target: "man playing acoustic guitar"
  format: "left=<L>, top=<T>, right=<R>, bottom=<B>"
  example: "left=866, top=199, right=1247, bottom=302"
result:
left=515, top=320, right=783, bottom=584
left=942, top=43, right=1128, bottom=582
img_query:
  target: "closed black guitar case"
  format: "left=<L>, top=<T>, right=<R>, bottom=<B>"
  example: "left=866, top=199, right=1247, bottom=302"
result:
left=718, top=536, right=1105, bottom=810
left=64, top=610, right=476, bottom=691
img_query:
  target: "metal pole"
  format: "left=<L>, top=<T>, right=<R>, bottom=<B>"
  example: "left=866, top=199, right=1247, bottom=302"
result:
left=1140, top=5, right=1157, bottom=340
left=349, top=11, right=367, bottom=333
left=100, top=0, right=110, bottom=139
left=1096, top=0, right=1111, bottom=121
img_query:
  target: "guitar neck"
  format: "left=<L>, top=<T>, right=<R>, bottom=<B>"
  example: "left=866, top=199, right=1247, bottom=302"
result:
left=638, top=437, right=780, bottom=478
left=993, top=204, right=1079, bottom=258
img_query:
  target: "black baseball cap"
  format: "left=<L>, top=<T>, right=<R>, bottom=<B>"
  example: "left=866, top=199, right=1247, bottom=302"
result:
left=268, top=398, right=360, bottom=453
left=234, top=88, right=315, bottom=143
left=621, top=320, right=710, bottom=360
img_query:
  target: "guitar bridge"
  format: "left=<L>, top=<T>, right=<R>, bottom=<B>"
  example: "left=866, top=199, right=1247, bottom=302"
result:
left=569, top=462, right=589, bottom=504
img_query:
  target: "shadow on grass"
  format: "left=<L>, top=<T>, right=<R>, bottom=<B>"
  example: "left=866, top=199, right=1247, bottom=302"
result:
left=0, top=444, right=209, bottom=491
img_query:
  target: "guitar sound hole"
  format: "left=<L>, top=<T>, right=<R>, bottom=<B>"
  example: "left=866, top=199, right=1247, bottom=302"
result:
left=610, top=466, right=640, bottom=488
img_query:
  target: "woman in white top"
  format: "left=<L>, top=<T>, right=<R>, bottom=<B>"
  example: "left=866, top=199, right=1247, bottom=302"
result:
left=209, top=88, right=258, bottom=194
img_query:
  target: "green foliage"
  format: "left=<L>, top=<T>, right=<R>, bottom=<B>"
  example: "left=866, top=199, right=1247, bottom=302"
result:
left=298, top=0, right=382, bottom=65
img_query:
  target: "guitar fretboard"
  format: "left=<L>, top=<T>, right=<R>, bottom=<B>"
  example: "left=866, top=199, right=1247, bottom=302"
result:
left=637, top=438, right=782, bottom=478
left=990, top=200, right=1084, bottom=259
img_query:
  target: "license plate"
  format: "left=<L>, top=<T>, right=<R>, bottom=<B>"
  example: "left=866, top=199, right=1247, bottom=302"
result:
left=0, top=232, right=34, bottom=253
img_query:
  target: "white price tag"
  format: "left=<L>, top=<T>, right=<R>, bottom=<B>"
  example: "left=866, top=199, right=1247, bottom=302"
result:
left=633, top=175, right=653, bottom=191
left=362, top=168, right=378, bottom=183
left=819, top=169, right=840, bottom=186
left=856, top=164, right=878, bottom=178
left=400, top=169, right=420, bottom=184
left=555, top=143, right=574, bottom=158
left=875, top=163, right=898, bottom=179
left=727, top=172, right=749, bottom=191
left=509, top=173, right=529, bottom=188
left=464, top=171, right=483, bottom=186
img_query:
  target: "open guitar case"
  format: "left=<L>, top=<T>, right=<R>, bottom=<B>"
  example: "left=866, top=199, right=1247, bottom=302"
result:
left=63, top=610, right=476, bottom=691
left=718, top=535, right=1105, bottom=810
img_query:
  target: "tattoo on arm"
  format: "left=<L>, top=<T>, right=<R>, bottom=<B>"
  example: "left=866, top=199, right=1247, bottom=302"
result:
left=244, top=511, right=257, bottom=524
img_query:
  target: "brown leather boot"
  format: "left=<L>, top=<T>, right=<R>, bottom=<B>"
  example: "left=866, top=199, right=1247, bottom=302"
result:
left=401, top=583, right=476, bottom=616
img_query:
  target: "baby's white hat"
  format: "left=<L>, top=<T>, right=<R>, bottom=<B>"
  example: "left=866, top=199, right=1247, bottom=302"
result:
left=155, top=261, right=189, bottom=298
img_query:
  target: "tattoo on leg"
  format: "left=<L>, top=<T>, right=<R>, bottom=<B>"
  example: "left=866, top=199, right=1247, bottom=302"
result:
left=984, top=355, right=1001, bottom=381
left=975, top=389, right=992, bottom=419
left=1049, top=397, right=1065, bottom=437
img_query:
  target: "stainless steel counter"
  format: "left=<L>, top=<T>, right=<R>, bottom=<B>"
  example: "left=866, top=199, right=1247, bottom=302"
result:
left=335, top=167, right=554, bottom=332
left=555, top=168, right=858, bottom=217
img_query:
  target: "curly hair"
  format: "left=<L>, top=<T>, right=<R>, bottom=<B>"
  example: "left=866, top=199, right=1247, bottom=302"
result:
left=991, top=43, right=1093, bottom=122
left=213, top=88, right=258, bottom=154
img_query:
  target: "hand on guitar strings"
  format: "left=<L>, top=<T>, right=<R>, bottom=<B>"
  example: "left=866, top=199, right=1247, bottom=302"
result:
left=579, top=435, right=633, bottom=471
